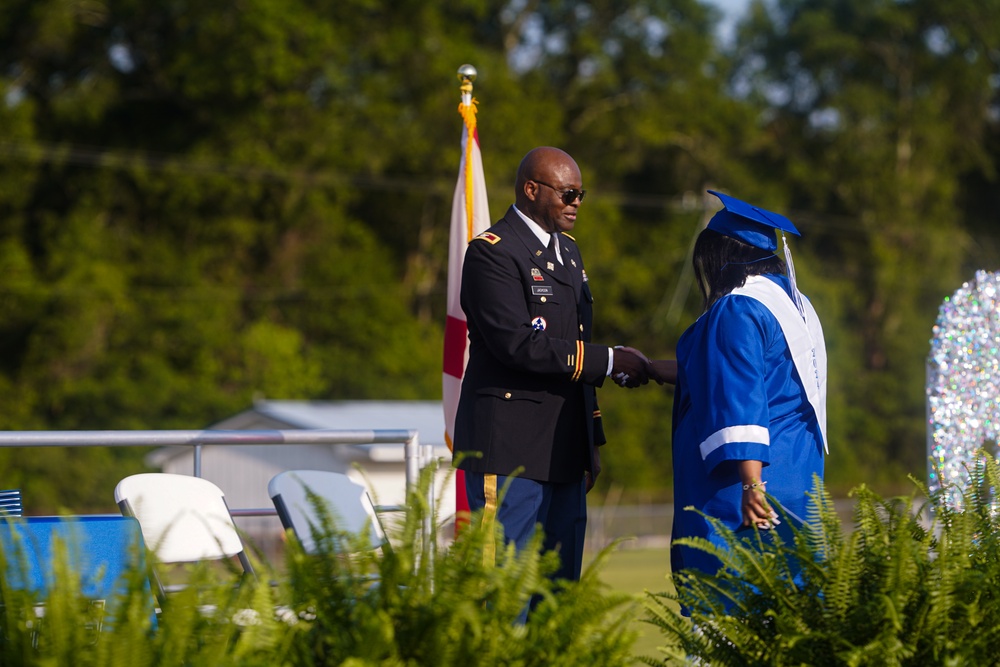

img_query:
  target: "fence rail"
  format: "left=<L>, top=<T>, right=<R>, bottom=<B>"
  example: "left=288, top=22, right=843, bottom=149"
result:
left=0, top=428, right=438, bottom=552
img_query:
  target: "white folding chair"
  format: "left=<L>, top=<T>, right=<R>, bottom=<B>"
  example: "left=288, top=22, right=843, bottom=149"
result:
left=268, top=470, right=387, bottom=555
left=114, top=473, right=255, bottom=605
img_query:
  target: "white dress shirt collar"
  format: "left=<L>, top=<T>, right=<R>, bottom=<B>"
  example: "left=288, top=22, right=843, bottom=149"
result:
left=513, top=205, right=562, bottom=264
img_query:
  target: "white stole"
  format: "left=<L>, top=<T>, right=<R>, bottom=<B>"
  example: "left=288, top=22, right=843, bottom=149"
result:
left=732, top=276, right=828, bottom=453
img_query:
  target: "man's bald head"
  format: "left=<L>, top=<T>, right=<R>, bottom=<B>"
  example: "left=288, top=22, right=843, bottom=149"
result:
left=514, top=147, right=584, bottom=233
left=515, top=147, right=577, bottom=195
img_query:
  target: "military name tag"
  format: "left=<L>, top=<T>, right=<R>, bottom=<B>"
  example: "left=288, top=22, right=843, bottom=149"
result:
left=531, top=285, right=553, bottom=296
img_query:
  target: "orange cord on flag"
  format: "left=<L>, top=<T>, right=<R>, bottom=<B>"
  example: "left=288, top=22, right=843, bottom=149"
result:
left=458, top=98, right=478, bottom=243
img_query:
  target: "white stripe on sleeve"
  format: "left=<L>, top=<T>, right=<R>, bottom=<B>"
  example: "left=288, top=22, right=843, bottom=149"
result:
left=699, top=425, right=770, bottom=461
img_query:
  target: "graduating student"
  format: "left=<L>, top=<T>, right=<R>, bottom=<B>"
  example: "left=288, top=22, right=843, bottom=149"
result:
left=669, top=190, right=828, bottom=581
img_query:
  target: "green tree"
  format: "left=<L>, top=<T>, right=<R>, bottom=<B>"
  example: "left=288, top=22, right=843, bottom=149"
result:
left=727, top=0, right=1000, bottom=484
left=0, top=0, right=470, bottom=508
left=5, top=0, right=998, bottom=509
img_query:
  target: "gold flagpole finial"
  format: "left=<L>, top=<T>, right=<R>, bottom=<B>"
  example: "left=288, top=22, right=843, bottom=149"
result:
left=456, top=64, right=479, bottom=130
left=457, top=64, right=477, bottom=98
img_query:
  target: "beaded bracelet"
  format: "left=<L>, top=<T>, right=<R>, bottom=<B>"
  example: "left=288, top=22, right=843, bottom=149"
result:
left=742, top=481, right=767, bottom=491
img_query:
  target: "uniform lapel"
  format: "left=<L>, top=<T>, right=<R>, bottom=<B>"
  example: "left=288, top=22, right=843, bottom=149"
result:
left=541, top=240, right=572, bottom=285
left=557, top=233, right=584, bottom=293
left=506, top=210, right=573, bottom=286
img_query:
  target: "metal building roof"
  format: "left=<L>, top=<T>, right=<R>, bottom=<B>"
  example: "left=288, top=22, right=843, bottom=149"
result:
left=244, top=400, right=447, bottom=443
left=148, top=399, right=450, bottom=468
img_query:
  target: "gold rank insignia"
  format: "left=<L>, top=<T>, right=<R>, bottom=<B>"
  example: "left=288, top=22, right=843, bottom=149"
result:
left=473, top=231, right=501, bottom=244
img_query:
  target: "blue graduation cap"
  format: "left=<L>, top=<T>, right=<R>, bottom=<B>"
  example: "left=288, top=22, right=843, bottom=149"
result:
left=706, top=190, right=800, bottom=252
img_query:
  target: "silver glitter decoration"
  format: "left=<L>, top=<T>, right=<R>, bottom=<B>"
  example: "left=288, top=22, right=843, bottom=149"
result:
left=927, top=270, right=1000, bottom=510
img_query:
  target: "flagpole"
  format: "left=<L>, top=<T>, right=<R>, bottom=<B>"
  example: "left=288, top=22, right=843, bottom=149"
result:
left=447, top=63, right=487, bottom=535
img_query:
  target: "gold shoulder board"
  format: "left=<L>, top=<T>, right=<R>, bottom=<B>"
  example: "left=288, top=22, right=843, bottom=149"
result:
left=559, top=231, right=576, bottom=241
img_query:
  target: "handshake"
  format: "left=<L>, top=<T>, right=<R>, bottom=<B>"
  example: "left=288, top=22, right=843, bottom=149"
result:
left=611, top=346, right=676, bottom=388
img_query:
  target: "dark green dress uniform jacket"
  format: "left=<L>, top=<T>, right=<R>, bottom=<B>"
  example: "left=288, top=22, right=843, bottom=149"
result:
left=454, top=206, right=608, bottom=484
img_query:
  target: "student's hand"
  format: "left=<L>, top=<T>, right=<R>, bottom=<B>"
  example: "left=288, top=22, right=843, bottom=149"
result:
left=648, top=359, right=678, bottom=386
left=617, top=347, right=677, bottom=386
left=741, top=481, right=779, bottom=530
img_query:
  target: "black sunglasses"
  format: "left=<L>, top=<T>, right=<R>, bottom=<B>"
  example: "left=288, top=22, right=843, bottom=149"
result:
left=532, top=179, right=586, bottom=204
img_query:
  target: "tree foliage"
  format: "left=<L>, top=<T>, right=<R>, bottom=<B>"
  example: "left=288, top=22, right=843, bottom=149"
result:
left=0, top=0, right=998, bottom=509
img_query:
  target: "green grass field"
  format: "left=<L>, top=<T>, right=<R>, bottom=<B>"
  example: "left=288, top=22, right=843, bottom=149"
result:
left=589, top=546, right=677, bottom=664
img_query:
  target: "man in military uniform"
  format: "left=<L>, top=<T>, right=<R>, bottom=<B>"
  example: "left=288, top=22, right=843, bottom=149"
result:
left=453, top=146, right=649, bottom=585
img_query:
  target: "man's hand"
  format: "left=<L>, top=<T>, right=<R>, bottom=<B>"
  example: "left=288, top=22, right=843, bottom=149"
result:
left=611, top=347, right=650, bottom=387
left=585, top=446, right=601, bottom=493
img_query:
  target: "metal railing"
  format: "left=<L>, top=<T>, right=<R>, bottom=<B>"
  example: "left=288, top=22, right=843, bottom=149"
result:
left=0, top=428, right=438, bottom=552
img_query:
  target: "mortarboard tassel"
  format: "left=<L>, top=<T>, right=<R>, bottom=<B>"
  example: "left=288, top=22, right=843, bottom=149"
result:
left=782, top=232, right=807, bottom=320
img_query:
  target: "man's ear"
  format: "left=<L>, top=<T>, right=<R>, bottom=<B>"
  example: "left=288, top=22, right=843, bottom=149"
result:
left=523, top=180, right=539, bottom=202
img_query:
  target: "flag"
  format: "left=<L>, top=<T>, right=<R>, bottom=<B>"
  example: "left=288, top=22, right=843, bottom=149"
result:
left=444, top=83, right=490, bottom=529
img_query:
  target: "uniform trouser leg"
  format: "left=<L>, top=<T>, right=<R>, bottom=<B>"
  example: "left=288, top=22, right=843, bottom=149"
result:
left=541, top=476, right=587, bottom=582
left=464, top=472, right=587, bottom=582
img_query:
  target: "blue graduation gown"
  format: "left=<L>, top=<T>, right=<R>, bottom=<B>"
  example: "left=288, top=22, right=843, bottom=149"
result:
left=670, top=273, right=825, bottom=577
